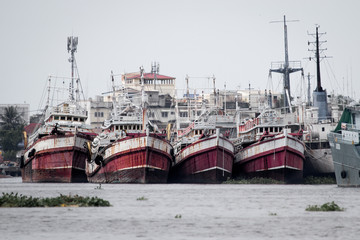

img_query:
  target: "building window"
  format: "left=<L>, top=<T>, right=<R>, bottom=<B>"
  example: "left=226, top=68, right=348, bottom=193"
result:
left=180, top=112, right=188, bottom=118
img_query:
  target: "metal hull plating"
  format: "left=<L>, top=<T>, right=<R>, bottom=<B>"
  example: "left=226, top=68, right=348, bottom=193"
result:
left=234, top=135, right=305, bottom=182
left=169, top=136, right=234, bottom=183
left=328, top=132, right=360, bottom=187
left=86, top=134, right=172, bottom=183
left=22, top=133, right=92, bottom=183
left=303, top=146, right=334, bottom=177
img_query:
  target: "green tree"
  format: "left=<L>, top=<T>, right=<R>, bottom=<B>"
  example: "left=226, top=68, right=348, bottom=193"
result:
left=0, top=106, right=25, bottom=161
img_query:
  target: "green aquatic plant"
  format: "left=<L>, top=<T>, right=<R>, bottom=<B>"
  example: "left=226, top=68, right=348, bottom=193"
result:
left=223, top=177, right=284, bottom=184
left=175, top=214, right=182, bottom=219
left=269, top=212, right=277, bottom=216
left=0, top=192, right=110, bottom=207
left=303, top=176, right=336, bottom=184
left=136, top=196, right=148, bottom=201
left=306, top=201, right=344, bottom=212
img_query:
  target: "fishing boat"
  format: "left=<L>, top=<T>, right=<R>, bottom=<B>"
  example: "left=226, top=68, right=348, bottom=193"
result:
left=85, top=69, right=173, bottom=183
left=169, top=105, right=234, bottom=183
left=302, top=26, right=338, bottom=177
left=21, top=37, right=95, bottom=183
left=233, top=109, right=305, bottom=182
left=328, top=106, right=360, bottom=187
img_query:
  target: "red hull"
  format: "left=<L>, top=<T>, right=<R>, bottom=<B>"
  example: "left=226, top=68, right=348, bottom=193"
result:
left=21, top=133, right=92, bottom=183
left=169, top=139, right=234, bottom=183
left=87, top=136, right=172, bottom=183
left=234, top=137, right=305, bottom=182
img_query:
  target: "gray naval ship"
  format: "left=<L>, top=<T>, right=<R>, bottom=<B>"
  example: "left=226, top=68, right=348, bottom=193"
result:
left=328, top=106, right=360, bottom=187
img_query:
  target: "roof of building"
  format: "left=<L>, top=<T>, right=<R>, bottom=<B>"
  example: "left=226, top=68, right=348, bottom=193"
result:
left=126, top=73, right=175, bottom=80
left=24, top=123, right=41, bottom=134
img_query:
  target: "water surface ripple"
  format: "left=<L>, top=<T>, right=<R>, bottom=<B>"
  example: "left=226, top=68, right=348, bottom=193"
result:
left=1, top=178, right=359, bottom=240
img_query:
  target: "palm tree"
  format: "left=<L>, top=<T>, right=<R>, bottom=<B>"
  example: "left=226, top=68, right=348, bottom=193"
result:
left=0, top=106, right=24, bottom=130
left=0, top=106, right=25, bottom=161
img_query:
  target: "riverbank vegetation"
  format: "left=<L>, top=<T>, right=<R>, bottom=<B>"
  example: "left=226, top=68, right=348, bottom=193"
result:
left=0, top=192, right=110, bottom=207
left=303, top=176, right=336, bottom=184
left=223, top=177, right=284, bottom=184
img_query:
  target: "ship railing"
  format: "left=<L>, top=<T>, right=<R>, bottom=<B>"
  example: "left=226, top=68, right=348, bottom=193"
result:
left=50, top=105, right=86, bottom=116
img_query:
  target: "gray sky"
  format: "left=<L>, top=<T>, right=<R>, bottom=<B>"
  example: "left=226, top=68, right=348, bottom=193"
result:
left=1, top=0, right=359, bottom=112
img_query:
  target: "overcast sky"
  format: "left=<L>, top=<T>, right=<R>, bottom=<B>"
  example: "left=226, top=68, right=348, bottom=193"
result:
left=1, top=0, right=359, bottom=112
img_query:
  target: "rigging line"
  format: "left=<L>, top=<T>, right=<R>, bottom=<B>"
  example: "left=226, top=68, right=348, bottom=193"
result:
left=324, top=58, right=341, bottom=92
left=37, top=77, right=49, bottom=113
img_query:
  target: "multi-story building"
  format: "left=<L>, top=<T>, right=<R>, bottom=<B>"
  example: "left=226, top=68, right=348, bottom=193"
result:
left=122, top=71, right=176, bottom=97
left=80, top=96, right=113, bottom=133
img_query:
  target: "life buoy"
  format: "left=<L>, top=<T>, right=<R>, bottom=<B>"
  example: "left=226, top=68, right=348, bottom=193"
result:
left=305, top=134, right=310, bottom=141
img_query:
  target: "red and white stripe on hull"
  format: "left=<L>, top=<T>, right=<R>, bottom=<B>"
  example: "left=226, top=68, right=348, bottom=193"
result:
left=170, top=136, right=234, bottom=183
left=86, top=134, right=173, bottom=183
left=22, top=133, right=92, bottom=183
left=234, top=134, right=305, bottom=182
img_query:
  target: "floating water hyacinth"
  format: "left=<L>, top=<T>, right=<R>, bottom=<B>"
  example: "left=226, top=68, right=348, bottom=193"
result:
left=306, top=201, right=344, bottom=212
left=0, top=192, right=110, bottom=207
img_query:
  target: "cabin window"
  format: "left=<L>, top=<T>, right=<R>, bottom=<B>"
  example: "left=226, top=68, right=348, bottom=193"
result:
left=322, top=127, right=325, bottom=132
left=61, top=116, right=66, bottom=120
left=115, top=126, right=118, bottom=130
left=54, top=116, right=59, bottom=120
left=80, top=118, right=84, bottom=122
left=141, top=125, right=143, bottom=130
left=73, top=117, right=78, bottom=121
left=279, top=127, right=283, bottom=132
left=120, top=125, right=123, bottom=130
left=260, top=128, right=263, bottom=133
left=270, top=127, right=273, bottom=132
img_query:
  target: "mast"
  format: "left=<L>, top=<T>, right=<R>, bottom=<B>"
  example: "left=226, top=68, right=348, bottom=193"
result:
left=315, top=26, right=322, bottom=92
left=307, top=73, right=312, bottom=105
left=270, top=15, right=303, bottom=112
left=212, top=75, right=216, bottom=107
left=67, top=36, right=78, bottom=101
left=308, top=25, right=330, bottom=120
